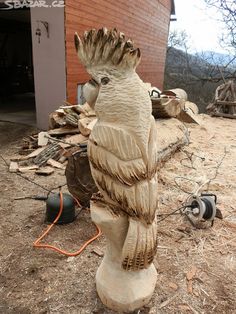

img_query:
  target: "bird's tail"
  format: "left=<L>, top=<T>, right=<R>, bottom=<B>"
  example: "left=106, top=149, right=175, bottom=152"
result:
left=122, top=218, right=157, bottom=270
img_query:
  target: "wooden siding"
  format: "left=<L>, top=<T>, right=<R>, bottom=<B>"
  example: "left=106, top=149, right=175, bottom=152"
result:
left=65, top=0, right=171, bottom=104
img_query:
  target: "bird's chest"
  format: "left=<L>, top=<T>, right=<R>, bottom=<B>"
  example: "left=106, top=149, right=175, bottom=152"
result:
left=88, top=122, right=143, bottom=162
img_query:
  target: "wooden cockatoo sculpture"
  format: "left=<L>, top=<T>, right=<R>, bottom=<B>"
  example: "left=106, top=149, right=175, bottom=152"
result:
left=74, top=28, right=158, bottom=271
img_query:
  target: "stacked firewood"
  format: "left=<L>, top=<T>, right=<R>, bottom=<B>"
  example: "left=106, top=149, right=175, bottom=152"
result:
left=48, top=102, right=96, bottom=131
left=207, top=80, right=236, bottom=119
left=9, top=102, right=97, bottom=176
left=8, top=89, right=200, bottom=175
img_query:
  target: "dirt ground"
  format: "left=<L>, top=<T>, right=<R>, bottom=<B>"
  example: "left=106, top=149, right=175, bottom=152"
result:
left=0, top=115, right=236, bottom=314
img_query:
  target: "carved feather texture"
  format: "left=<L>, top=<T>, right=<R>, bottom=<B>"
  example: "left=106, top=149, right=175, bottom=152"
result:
left=90, top=123, right=142, bottom=160
left=75, top=28, right=159, bottom=270
left=88, top=124, right=147, bottom=186
left=122, top=218, right=158, bottom=270
left=94, top=76, right=153, bottom=163
left=89, top=144, right=147, bottom=186
left=90, top=167, right=158, bottom=224
left=75, top=28, right=141, bottom=71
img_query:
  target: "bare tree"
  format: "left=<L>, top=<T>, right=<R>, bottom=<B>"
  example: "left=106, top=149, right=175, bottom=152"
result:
left=204, top=0, right=236, bottom=51
left=164, top=29, right=236, bottom=112
left=165, top=1, right=236, bottom=111
left=202, top=1, right=236, bottom=81
left=167, top=30, right=189, bottom=52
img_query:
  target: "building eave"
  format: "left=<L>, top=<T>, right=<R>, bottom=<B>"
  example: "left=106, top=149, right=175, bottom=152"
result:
left=171, top=0, right=175, bottom=15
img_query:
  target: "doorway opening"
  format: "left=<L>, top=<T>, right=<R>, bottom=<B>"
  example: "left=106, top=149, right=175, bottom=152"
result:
left=0, top=7, right=36, bottom=126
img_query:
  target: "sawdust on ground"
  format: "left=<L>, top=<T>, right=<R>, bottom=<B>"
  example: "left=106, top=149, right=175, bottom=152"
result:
left=0, top=114, right=235, bottom=314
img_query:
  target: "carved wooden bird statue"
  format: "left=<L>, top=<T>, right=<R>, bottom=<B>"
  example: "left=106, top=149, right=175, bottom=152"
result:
left=74, top=28, right=159, bottom=270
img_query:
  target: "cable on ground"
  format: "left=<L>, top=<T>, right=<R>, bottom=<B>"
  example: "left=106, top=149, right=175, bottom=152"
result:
left=33, top=191, right=102, bottom=256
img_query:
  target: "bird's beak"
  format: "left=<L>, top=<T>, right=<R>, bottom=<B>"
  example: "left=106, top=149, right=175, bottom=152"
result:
left=83, top=79, right=100, bottom=108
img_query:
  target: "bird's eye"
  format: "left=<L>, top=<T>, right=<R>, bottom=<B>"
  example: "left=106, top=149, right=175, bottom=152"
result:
left=101, top=77, right=110, bottom=85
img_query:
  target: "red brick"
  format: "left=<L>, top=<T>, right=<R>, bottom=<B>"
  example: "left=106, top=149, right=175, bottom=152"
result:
left=65, top=0, right=171, bottom=103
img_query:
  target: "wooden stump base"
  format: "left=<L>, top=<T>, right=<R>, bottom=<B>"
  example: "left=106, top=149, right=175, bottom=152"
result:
left=91, top=203, right=157, bottom=313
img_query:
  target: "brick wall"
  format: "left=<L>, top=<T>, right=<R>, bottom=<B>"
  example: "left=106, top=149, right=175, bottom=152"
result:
left=65, top=0, right=171, bottom=103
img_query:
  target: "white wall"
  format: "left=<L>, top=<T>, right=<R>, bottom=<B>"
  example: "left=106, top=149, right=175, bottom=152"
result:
left=30, top=4, right=66, bottom=129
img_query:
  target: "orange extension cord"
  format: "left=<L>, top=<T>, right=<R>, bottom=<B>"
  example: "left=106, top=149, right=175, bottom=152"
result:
left=33, top=192, right=102, bottom=256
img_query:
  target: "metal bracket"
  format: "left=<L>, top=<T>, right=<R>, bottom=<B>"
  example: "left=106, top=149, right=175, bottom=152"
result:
left=37, top=20, right=49, bottom=38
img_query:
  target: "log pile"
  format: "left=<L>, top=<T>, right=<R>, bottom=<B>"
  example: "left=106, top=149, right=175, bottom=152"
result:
left=207, top=80, right=236, bottom=119
left=9, top=94, right=191, bottom=178
left=151, top=97, right=184, bottom=119
left=9, top=102, right=97, bottom=176
left=151, top=88, right=200, bottom=124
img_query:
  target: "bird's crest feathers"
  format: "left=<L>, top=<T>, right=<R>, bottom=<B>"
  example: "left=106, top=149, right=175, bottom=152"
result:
left=74, top=28, right=141, bottom=71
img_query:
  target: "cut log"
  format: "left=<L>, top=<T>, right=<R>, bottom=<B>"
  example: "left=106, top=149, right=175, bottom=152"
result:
left=177, top=102, right=200, bottom=124
left=44, top=135, right=81, bottom=149
left=65, top=114, right=78, bottom=127
left=87, top=118, right=97, bottom=131
left=152, top=98, right=184, bottom=119
left=81, top=102, right=96, bottom=117
left=184, top=101, right=199, bottom=114
left=63, top=108, right=80, bottom=119
left=79, top=117, right=95, bottom=136
left=64, top=102, right=95, bottom=116
left=156, top=118, right=188, bottom=165
left=48, top=112, right=66, bottom=129
left=161, top=88, right=188, bottom=100
left=61, top=104, right=88, bottom=114
left=65, top=134, right=88, bottom=145
left=65, top=120, right=188, bottom=179
left=48, top=128, right=80, bottom=136
left=177, top=108, right=201, bottom=124
left=55, top=109, right=65, bottom=114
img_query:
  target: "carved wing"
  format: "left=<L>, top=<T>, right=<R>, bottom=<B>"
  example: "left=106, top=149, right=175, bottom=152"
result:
left=88, top=119, right=158, bottom=224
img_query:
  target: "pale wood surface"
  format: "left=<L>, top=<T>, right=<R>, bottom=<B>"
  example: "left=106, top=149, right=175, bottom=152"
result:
left=48, top=128, right=80, bottom=136
left=152, top=98, right=184, bottom=119
left=155, top=118, right=188, bottom=163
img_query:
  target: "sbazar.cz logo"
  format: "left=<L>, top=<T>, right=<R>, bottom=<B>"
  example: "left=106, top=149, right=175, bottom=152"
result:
left=1, top=0, right=65, bottom=9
